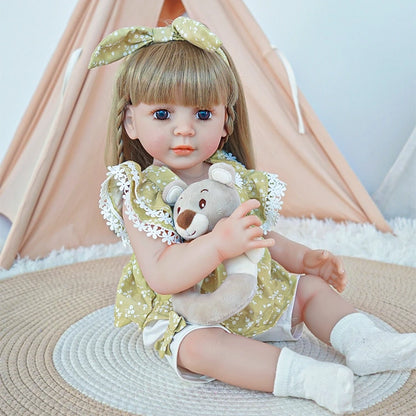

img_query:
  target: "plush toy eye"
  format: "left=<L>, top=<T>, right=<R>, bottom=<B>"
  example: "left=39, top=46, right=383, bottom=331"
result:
left=177, top=207, right=181, bottom=214
left=199, top=199, right=206, bottom=209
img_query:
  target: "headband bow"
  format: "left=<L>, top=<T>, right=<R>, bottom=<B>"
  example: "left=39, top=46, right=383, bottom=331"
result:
left=88, top=16, right=228, bottom=69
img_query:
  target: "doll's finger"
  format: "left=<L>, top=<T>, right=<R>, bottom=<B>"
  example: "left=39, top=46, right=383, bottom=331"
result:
left=331, top=273, right=346, bottom=292
left=242, top=215, right=262, bottom=228
left=231, top=199, right=260, bottom=218
left=250, top=237, right=274, bottom=248
left=320, top=250, right=329, bottom=261
left=331, top=257, right=345, bottom=276
left=335, top=281, right=346, bottom=293
left=330, top=268, right=343, bottom=281
left=247, top=226, right=264, bottom=239
left=262, top=238, right=275, bottom=247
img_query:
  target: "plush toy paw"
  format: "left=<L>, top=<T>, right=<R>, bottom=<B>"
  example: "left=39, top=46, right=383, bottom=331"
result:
left=245, top=247, right=265, bottom=264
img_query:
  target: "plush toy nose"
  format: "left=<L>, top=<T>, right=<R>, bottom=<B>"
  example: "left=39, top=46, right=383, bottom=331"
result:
left=176, top=209, right=196, bottom=230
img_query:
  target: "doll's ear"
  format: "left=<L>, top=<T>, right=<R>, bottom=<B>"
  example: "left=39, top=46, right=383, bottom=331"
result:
left=223, top=110, right=230, bottom=137
left=162, top=180, right=187, bottom=205
left=123, top=105, right=138, bottom=140
left=208, top=163, right=236, bottom=187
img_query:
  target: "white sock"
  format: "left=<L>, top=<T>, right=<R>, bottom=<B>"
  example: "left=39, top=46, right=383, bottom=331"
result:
left=273, top=347, right=354, bottom=414
left=330, top=312, right=416, bottom=376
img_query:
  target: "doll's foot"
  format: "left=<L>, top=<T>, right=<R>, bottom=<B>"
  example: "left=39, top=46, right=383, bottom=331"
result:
left=331, top=313, right=416, bottom=375
left=346, top=331, right=416, bottom=375
left=273, top=348, right=354, bottom=414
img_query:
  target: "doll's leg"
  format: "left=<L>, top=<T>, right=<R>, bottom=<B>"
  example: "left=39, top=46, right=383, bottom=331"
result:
left=177, top=327, right=353, bottom=414
left=294, top=275, right=416, bottom=375
left=292, top=274, right=356, bottom=344
left=178, top=327, right=278, bottom=391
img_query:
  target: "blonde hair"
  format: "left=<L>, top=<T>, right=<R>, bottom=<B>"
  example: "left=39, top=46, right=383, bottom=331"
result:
left=106, top=40, right=255, bottom=169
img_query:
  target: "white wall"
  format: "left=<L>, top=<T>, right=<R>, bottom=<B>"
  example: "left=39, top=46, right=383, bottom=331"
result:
left=0, top=0, right=77, bottom=163
left=1, top=0, right=415, bottom=196
left=244, top=0, right=416, bottom=194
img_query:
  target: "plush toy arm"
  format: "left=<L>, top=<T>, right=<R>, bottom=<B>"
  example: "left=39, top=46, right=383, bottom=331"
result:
left=173, top=254, right=259, bottom=325
left=172, top=272, right=257, bottom=325
left=245, top=247, right=265, bottom=264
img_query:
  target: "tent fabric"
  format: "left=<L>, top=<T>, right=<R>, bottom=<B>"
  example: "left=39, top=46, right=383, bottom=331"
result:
left=372, top=125, right=416, bottom=219
left=0, top=0, right=390, bottom=269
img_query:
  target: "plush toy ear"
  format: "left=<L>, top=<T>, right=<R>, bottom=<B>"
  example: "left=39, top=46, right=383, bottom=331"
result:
left=208, top=163, right=236, bottom=187
left=162, top=179, right=187, bottom=205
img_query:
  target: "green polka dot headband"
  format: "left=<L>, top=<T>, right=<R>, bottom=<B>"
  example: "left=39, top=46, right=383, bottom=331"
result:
left=88, top=16, right=229, bottom=69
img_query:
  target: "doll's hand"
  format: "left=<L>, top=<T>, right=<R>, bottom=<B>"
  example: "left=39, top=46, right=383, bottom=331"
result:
left=212, top=199, right=274, bottom=262
left=303, top=249, right=347, bottom=292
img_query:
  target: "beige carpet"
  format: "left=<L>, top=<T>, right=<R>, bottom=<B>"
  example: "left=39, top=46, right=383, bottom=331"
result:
left=0, top=255, right=415, bottom=415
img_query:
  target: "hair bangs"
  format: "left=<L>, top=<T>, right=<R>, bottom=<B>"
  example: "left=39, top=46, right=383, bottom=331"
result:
left=128, top=41, right=234, bottom=107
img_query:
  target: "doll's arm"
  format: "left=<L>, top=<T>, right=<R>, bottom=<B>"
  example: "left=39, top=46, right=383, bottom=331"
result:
left=267, top=231, right=309, bottom=273
left=268, top=231, right=346, bottom=292
left=124, top=199, right=274, bottom=295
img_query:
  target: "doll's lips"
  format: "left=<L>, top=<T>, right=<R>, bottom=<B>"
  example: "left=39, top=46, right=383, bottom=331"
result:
left=172, top=146, right=195, bottom=156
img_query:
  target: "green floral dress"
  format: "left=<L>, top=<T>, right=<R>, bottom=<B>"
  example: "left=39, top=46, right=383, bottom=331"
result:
left=100, top=151, right=298, bottom=357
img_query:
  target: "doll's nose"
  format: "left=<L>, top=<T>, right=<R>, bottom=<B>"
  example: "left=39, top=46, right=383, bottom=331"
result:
left=173, top=120, right=195, bottom=137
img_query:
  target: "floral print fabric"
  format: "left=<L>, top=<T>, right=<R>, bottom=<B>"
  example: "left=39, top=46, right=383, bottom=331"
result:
left=100, top=151, right=298, bottom=357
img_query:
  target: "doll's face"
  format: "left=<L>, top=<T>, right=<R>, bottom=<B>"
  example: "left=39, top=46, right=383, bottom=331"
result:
left=124, top=102, right=227, bottom=172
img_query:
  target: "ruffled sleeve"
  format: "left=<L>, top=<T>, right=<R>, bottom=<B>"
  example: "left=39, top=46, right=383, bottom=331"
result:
left=99, top=161, right=181, bottom=246
left=210, top=151, right=287, bottom=233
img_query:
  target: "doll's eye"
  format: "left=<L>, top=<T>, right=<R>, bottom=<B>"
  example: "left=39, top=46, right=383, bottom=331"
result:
left=196, top=110, right=212, bottom=121
left=199, top=199, right=206, bottom=209
left=154, top=109, right=170, bottom=120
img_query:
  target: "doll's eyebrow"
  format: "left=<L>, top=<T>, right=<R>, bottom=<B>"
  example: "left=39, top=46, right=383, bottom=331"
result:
left=201, top=189, right=209, bottom=193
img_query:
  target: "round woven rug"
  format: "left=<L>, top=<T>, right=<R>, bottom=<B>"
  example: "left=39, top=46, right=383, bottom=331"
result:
left=1, top=255, right=415, bottom=415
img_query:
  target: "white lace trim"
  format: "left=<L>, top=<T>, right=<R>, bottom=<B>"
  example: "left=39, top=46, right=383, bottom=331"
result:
left=213, top=151, right=286, bottom=233
left=234, top=172, right=244, bottom=189
left=123, top=194, right=180, bottom=245
left=262, top=172, right=286, bottom=233
left=99, top=163, right=180, bottom=246
left=99, top=157, right=285, bottom=244
left=99, top=173, right=127, bottom=244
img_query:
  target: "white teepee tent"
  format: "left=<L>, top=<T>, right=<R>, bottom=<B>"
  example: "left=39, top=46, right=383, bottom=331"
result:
left=373, top=126, right=416, bottom=218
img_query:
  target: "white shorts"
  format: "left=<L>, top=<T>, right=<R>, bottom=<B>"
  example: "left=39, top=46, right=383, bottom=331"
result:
left=142, top=278, right=303, bottom=383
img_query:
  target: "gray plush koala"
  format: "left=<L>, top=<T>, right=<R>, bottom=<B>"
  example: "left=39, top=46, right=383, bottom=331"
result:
left=162, top=163, right=264, bottom=325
